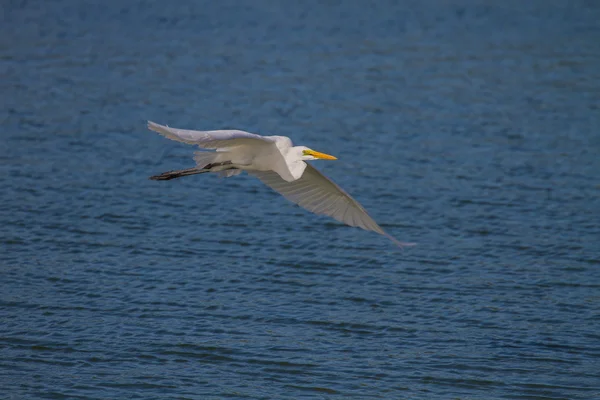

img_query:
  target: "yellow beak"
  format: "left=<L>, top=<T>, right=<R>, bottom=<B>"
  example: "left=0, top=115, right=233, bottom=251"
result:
left=307, top=150, right=337, bottom=160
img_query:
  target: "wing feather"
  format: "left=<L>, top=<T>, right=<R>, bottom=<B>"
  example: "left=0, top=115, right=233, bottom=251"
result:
left=148, top=121, right=276, bottom=149
left=251, top=164, right=414, bottom=246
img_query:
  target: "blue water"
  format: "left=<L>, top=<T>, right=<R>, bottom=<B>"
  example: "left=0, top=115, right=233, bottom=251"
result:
left=2, top=1, right=600, bottom=399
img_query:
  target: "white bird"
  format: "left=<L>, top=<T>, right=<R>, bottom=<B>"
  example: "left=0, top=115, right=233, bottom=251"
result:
left=147, top=121, right=414, bottom=247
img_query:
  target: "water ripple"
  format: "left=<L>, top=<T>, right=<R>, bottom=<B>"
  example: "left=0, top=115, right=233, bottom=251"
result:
left=2, top=0, right=599, bottom=399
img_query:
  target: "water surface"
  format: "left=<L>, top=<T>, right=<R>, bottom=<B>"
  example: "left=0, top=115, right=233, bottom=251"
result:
left=1, top=1, right=599, bottom=399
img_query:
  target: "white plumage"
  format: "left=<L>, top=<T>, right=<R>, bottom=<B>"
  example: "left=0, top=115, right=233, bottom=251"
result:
left=148, top=121, right=414, bottom=247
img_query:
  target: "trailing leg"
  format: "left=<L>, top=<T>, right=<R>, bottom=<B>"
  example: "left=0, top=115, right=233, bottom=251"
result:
left=149, top=167, right=209, bottom=180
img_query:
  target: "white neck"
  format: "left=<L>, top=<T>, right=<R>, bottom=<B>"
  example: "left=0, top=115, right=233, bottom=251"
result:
left=280, top=147, right=308, bottom=182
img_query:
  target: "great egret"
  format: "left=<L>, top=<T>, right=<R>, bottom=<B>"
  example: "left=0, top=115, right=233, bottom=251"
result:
left=148, top=121, right=414, bottom=247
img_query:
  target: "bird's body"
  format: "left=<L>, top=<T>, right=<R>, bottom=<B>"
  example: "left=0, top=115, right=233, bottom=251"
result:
left=148, top=121, right=414, bottom=247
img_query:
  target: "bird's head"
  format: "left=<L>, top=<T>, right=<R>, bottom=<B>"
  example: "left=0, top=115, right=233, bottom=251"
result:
left=297, top=146, right=337, bottom=161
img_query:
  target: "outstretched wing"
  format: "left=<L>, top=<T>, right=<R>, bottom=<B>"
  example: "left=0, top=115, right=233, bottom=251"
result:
left=251, top=164, right=413, bottom=247
left=148, top=121, right=276, bottom=149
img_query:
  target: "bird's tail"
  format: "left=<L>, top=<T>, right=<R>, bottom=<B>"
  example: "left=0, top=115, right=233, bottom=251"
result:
left=149, top=167, right=209, bottom=181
